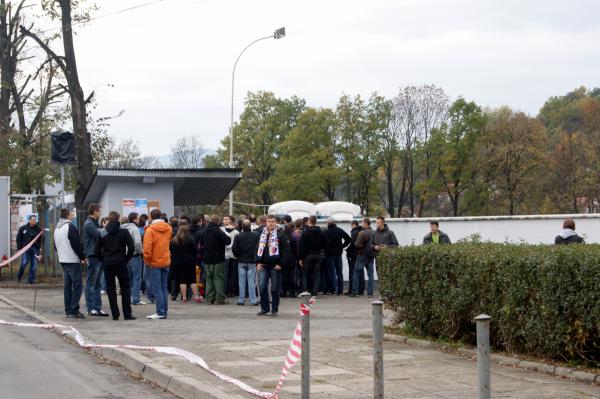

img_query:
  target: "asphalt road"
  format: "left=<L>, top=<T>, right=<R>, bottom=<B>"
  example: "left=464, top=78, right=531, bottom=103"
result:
left=0, top=301, right=175, bottom=399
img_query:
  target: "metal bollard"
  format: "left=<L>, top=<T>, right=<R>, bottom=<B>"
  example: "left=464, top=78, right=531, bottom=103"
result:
left=300, top=292, right=311, bottom=399
left=372, top=300, right=384, bottom=399
left=475, top=314, right=491, bottom=399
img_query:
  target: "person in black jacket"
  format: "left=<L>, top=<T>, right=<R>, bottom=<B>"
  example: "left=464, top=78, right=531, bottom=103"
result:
left=16, top=215, right=43, bottom=284
left=200, top=215, right=232, bottom=305
left=170, top=224, right=202, bottom=303
left=555, top=218, right=585, bottom=245
left=97, top=212, right=135, bottom=321
left=345, top=220, right=364, bottom=295
left=280, top=223, right=298, bottom=298
left=324, top=219, right=350, bottom=295
left=256, top=215, right=291, bottom=317
left=232, top=219, right=260, bottom=306
left=298, top=216, right=328, bottom=297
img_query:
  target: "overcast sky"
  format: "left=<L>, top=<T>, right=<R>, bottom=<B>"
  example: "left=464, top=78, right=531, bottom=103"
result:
left=45, top=0, right=600, bottom=156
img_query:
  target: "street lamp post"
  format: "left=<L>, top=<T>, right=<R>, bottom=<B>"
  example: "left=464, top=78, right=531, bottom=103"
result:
left=229, top=27, right=286, bottom=215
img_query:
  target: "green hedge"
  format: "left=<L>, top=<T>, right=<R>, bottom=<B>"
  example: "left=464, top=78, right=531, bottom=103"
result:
left=377, top=244, right=600, bottom=365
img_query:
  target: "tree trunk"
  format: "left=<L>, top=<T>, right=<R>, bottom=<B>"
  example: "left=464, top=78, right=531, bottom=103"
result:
left=58, top=0, right=93, bottom=207
left=397, top=167, right=407, bottom=217
left=0, top=0, right=11, bottom=134
left=385, top=160, right=395, bottom=217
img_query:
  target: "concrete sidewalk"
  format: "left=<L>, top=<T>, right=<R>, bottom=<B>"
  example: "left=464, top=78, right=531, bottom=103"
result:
left=1, top=287, right=599, bottom=398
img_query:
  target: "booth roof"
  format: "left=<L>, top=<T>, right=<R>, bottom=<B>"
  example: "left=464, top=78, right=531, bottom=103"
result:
left=83, top=168, right=242, bottom=206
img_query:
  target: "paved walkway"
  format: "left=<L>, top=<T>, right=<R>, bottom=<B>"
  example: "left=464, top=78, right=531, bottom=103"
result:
left=1, top=287, right=598, bottom=398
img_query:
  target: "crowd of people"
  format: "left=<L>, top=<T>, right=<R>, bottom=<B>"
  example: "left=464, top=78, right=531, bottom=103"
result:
left=16, top=204, right=584, bottom=321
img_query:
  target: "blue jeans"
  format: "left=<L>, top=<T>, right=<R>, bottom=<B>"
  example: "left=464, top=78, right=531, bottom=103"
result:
left=145, top=264, right=155, bottom=302
left=18, top=247, right=39, bottom=284
left=85, top=257, right=103, bottom=313
left=352, top=255, right=375, bottom=296
left=259, top=265, right=281, bottom=313
left=238, top=263, right=257, bottom=305
left=326, top=255, right=344, bottom=295
left=128, top=256, right=143, bottom=304
left=149, top=267, right=169, bottom=316
left=61, top=263, right=83, bottom=315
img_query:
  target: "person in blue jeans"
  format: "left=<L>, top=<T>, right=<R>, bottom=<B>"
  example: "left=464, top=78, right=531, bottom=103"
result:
left=122, top=212, right=145, bottom=305
left=53, top=209, right=87, bottom=319
left=16, top=215, right=43, bottom=284
left=83, top=204, right=109, bottom=317
left=232, top=220, right=259, bottom=306
left=143, top=209, right=172, bottom=320
left=350, top=218, right=376, bottom=298
left=256, top=215, right=290, bottom=317
left=324, top=219, right=351, bottom=295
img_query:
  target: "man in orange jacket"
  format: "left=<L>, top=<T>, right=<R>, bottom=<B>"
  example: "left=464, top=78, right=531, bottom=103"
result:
left=143, top=208, right=172, bottom=320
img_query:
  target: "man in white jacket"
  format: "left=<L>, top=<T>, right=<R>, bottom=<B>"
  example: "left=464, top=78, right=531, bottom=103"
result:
left=54, top=208, right=87, bottom=319
left=122, top=212, right=145, bottom=305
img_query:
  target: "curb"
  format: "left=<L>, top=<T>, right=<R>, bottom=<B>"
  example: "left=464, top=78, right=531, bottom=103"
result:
left=0, top=294, right=249, bottom=399
left=374, top=332, right=599, bottom=385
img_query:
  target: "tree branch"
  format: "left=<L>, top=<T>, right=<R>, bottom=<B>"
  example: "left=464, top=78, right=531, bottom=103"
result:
left=19, top=25, right=66, bottom=74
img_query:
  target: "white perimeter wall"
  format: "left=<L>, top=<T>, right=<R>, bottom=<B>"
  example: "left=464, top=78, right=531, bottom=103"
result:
left=319, top=214, right=600, bottom=281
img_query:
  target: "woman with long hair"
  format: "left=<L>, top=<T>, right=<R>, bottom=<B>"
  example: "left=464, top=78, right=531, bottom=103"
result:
left=170, top=224, right=202, bottom=303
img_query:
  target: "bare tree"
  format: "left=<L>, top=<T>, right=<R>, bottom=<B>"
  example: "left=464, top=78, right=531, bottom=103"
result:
left=415, top=85, right=449, bottom=216
left=170, top=135, right=205, bottom=168
left=21, top=0, right=96, bottom=206
left=390, top=86, right=421, bottom=217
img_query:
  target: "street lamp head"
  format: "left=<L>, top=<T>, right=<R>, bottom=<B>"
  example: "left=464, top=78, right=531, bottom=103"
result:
left=274, top=27, right=285, bottom=39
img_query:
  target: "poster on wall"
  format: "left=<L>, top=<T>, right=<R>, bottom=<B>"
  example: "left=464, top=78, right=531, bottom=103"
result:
left=122, top=199, right=148, bottom=217
left=148, top=200, right=160, bottom=212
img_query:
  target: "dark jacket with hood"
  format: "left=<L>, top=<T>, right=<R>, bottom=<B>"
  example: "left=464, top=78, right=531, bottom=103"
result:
left=423, top=231, right=452, bottom=245
left=554, top=229, right=584, bottom=245
left=232, top=230, right=260, bottom=263
left=200, top=222, right=232, bottom=264
left=97, top=221, right=135, bottom=266
left=298, top=226, right=327, bottom=260
left=324, top=223, right=351, bottom=257
left=346, top=225, right=362, bottom=258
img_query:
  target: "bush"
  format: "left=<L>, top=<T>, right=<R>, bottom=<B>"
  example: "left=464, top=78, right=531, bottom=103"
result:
left=377, top=243, right=600, bottom=365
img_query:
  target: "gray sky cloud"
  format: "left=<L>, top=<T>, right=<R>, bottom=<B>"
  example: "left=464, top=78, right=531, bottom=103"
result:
left=51, top=0, right=600, bottom=155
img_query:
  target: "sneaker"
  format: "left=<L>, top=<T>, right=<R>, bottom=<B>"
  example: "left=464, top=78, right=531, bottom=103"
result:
left=101, top=290, right=107, bottom=294
left=68, top=312, right=85, bottom=319
left=98, top=310, right=110, bottom=317
left=124, top=316, right=137, bottom=321
left=256, top=311, right=269, bottom=316
left=270, top=312, right=279, bottom=317
left=250, top=303, right=259, bottom=306
left=132, top=300, right=147, bottom=305
left=237, top=302, right=245, bottom=306
left=146, top=314, right=166, bottom=320
left=215, top=300, right=229, bottom=305
left=193, top=298, right=204, bottom=303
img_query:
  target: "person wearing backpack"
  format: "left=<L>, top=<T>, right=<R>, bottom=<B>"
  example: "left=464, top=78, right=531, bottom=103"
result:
left=350, top=218, right=376, bottom=298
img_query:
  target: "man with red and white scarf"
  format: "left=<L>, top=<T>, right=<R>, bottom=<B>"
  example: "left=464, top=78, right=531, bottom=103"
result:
left=256, top=215, right=290, bottom=317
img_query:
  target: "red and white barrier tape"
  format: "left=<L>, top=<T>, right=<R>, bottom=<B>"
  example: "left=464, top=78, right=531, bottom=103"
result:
left=0, top=230, right=44, bottom=269
left=272, top=297, right=316, bottom=399
left=0, top=319, right=273, bottom=398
